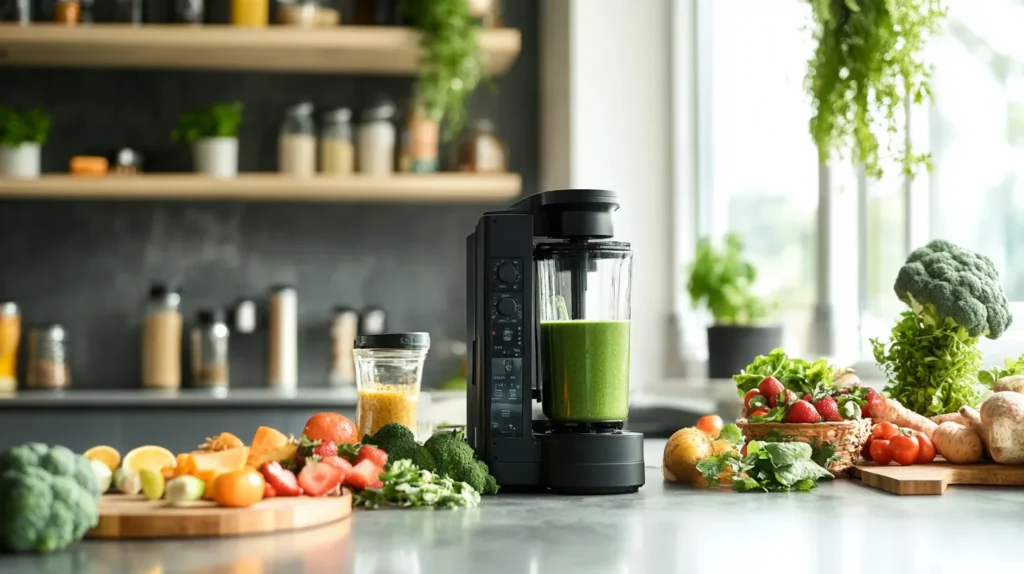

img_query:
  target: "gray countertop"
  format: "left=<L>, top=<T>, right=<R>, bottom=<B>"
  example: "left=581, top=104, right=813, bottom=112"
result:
left=2, top=440, right=1021, bottom=574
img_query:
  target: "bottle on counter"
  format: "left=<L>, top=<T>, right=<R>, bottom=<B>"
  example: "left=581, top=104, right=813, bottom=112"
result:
left=191, top=309, right=230, bottom=389
left=457, top=119, right=508, bottom=173
left=26, top=324, right=71, bottom=390
left=279, top=102, right=317, bottom=177
left=399, top=99, right=440, bottom=173
left=268, top=285, right=298, bottom=390
left=231, top=0, right=268, bottom=26
left=0, top=302, right=20, bottom=393
left=320, top=107, right=354, bottom=176
left=357, top=98, right=397, bottom=177
left=54, top=0, right=80, bottom=24
left=142, top=284, right=183, bottom=390
left=329, top=307, right=359, bottom=388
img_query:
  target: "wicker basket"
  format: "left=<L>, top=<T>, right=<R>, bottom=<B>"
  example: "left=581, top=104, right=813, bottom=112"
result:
left=737, top=418, right=872, bottom=476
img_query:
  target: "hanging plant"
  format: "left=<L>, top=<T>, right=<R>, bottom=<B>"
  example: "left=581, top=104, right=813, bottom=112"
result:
left=805, top=0, right=945, bottom=178
left=402, top=0, right=486, bottom=140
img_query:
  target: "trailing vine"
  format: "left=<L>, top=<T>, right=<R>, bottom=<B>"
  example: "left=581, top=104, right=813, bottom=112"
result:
left=805, top=0, right=945, bottom=178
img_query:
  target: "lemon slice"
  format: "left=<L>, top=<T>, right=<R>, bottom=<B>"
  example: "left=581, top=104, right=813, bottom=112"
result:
left=123, top=445, right=176, bottom=475
left=84, top=445, right=122, bottom=472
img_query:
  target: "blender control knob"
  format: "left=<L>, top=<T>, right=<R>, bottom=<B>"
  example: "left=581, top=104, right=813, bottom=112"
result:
left=496, top=297, right=518, bottom=316
left=496, top=262, right=519, bottom=284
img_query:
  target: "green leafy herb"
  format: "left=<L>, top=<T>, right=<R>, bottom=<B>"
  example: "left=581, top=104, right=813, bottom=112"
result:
left=170, top=102, right=243, bottom=145
left=697, top=439, right=833, bottom=493
left=401, top=0, right=486, bottom=140
left=805, top=0, right=945, bottom=178
left=687, top=233, right=773, bottom=325
left=354, top=459, right=481, bottom=510
left=979, top=353, right=1024, bottom=388
left=0, top=107, right=52, bottom=147
left=718, top=423, right=743, bottom=446
left=733, top=348, right=835, bottom=398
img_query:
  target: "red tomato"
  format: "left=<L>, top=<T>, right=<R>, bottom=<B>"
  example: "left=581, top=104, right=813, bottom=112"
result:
left=889, top=434, right=920, bottom=466
left=870, top=439, right=892, bottom=465
left=914, top=432, right=936, bottom=464
left=872, top=422, right=899, bottom=440
left=749, top=407, right=770, bottom=418
left=697, top=415, right=724, bottom=438
left=861, top=435, right=876, bottom=461
left=743, top=389, right=761, bottom=410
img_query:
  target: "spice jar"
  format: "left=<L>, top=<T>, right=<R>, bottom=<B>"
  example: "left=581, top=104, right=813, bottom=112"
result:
left=399, top=100, right=440, bottom=173
left=54, top=0, right=80, bottom=24
left=0, top=302, right=20, bottom=393
left=354, top=333, right=430, bottom=437
left=141, top=284, right=183, bottom=390
left=357, top=98, right=396, bottom=177
left=231, top=0, right=268, bottom=26
left=320, top=107, right=354, bottom=176
left=458, top=119, right=508, bottom=173
left=176, top=0, right=204, bottom=23
left=279, top=102, right=317, bottom=177
left=276, top=0, right=317, bottom=26
left=329, top=307, right=358, bottom=388
left=26, top=324, right=71, bottom=390
left=191, top=309, right=230, bottom=388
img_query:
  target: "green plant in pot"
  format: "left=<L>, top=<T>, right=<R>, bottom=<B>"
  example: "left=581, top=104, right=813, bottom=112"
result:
left=171, top=101, right=243, bottom=179
left=0, top=107, right=52, bottom=179
left=687, top=233, right=780, bottom=379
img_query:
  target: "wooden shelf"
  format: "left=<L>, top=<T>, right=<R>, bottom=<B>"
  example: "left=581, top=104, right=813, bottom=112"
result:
left=0, top=173, right=522, bottom=202
left=0, top=24, right=522, bottom=75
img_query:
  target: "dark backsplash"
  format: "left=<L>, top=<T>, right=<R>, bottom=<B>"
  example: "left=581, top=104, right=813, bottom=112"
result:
left=0, top=1, right=539, bottom=389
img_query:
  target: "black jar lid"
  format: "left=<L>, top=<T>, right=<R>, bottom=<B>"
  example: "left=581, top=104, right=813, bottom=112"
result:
left=355, top=332, right=430, bottom=350
left=149, top=283, right=181, bottom=298
left=196, top=308, right=226, bottom=325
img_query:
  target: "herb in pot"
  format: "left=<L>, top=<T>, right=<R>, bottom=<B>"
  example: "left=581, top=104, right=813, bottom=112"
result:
left=170, top=102, right=244, bottom=145
left=0, top=107, right=52, bottom=147
left=687, top=233, right=773, bottom=325
left=805, top=0, right=945, bottom=178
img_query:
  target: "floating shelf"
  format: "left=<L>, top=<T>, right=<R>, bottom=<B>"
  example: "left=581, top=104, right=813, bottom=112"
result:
left=0, top=24, right=522, bottom=75
left=0, top=173, right=522, bottom=202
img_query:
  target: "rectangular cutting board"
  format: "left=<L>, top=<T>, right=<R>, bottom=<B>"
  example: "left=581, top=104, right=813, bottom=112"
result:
left=87, top=490, right=352, bottom=538
left=851, top=463, right=1024, bottom=495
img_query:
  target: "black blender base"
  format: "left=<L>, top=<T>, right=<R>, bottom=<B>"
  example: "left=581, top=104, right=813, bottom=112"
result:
left=536, top=430, right=645, bottom=495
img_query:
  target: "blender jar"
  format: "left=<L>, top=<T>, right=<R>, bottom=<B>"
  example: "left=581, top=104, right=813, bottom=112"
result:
left=537, top=241, right=632, bottom=424
left=354, top=332, right=430, bottom=437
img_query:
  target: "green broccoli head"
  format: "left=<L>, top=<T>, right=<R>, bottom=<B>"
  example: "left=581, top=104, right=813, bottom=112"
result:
left=367, top=423, right=420, bottom=464
left=0, top=443, right=100, bottom=553
left=895, top=239, right=1013, bottom=338
left=411, top=446, right=436, bottom=472
left=423, top=431, right=475, bottom=477
left=451, top=460, right=489, bottom=494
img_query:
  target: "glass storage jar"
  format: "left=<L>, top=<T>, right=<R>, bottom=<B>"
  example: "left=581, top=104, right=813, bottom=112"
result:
left=357, top=98, right=397, bottom=176
left=0, top=302, right=20, bottom=392
left=320, top=107, right=354, bottom=176
left=354, top=332, right=430, bottom=437
left=279, top=102, right=317, bottom=177
left=142, top=284, right=183, bottom=390
left=457, top=119, right=507, bottom=173
left=191, top=308, right=230, bottom=388
left=276, top=0, right=317, bottom=26
left=26, top=324, right=71, bottom=390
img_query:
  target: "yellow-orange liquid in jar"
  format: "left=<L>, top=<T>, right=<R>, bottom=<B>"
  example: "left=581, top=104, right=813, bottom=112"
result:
left=356, top=386, right=418, bottom=437
left=0, top=314, right=20, bottom=391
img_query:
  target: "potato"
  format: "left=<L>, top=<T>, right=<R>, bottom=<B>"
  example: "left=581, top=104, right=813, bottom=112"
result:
left=663, top=427, right=714, bottom=485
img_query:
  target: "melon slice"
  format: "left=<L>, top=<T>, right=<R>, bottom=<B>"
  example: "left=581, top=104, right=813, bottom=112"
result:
left=247, top=426, right=297, bottom=468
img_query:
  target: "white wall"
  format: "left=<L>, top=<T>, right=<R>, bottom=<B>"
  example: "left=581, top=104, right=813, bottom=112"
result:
left=541, top=0, right=678, bottom=390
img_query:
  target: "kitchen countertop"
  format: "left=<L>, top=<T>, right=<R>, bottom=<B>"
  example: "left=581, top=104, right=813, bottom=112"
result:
left=2, top=440, right=1021, bottom=574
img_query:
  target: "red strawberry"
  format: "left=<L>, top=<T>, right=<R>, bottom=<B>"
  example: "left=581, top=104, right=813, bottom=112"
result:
left=263, top=480, right=277, bottom=498
left=749, top=407, right=770, bottom=418
left=321, top=455, right=353, bottom=486
left=298, top=461, right=344, bottom=497
left=802, top=393, right=812, bottom=403
left=345, top=460, right=383, bottom=490
left=813, top=396, right=843, bottom=422
left=354, top=445, right=388, bottom=468
left=313, top=440, right=338, bottom=459
left=785, top=400, right=822, bottom=423
left=261, top=461, right=302, bottom=496
left=770, top=389, right=797, bottom=408
left=862, top=388, right=883, bottom=419
left=743, top=389, right=761, bottom=411
left=758, top=376, right=785, bottom=401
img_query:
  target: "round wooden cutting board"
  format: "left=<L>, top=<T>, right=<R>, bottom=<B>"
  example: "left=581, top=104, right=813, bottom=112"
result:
left=87, top=490, right=352, bottom=539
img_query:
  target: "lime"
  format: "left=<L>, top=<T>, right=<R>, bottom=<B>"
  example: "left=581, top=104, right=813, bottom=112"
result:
left=140, top=468, right=166, bottom=501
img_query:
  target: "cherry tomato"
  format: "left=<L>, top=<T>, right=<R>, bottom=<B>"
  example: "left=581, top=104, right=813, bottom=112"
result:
left=872, top=422, right=899, bottom=440
left=743, top=389, right=761, bottom=410
left=861, top=435, right=875, bottom=461
left=914, top=432, right=936, bottom=464
left=697, top=415, right=724, bottom=439
left=869, top=439, right=892, bottom=465
left=889, top=434, right=920, bottom=466
left=749, top=407, right=770, bottom=418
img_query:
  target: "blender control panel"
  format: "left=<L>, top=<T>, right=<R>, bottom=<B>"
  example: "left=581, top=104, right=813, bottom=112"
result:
left=488, top=257, right=524, bottom=437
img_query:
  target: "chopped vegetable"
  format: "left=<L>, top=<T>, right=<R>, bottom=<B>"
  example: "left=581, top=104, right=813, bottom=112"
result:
left=354, top=460, right=480, bottom=510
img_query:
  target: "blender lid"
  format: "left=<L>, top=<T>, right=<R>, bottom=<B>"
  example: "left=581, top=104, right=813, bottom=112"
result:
left=535, top=241, right=631, bottom=259
left=356, top=332, right=431, bottom=350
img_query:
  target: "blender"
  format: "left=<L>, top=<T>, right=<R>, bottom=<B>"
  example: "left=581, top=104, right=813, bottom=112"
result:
left=466, top=189, right=645, bottom=494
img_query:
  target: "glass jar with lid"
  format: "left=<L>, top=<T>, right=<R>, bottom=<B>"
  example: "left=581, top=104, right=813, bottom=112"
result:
left=357, top=98, right=397, bottom=176
left=398, top=99, right=439, bottom=173
left=276, top=0, right=318, bottom=26
left=354, top=333, right=430, bottom=437
left=279, top=102, right=317, bottom=177
left=457, top=119, right=508, bottom=173
left=320, top=107, right=354, bottom=176
left=0, top=302, right=20, bottom=392
left=191, top=308, right=230, bottom=388
left=142, top=284, right=183, bottom=390
left=26, top=324, right=71, bottom=390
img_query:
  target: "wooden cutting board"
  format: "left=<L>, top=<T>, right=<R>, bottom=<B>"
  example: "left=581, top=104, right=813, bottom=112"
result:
left=851, top=463, right=1024, bottom=495
left=87, top=490, right=352, bottom=539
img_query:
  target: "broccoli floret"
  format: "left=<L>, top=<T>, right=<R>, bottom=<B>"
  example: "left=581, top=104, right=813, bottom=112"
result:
left=895, top=239, right=1013, bottom=338
left=411, top=446, right=436, bottom=472
left=482, top=472, right=499, bottom=495
left=0, top=443, right=100, bottom=553
left=422, top=430, right=498, bottom=495
left=366, top=423, right=420, bottom=464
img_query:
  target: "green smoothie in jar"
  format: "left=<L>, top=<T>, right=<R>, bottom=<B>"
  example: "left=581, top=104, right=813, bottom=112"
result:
left=540, top=319, right=631, bottom=422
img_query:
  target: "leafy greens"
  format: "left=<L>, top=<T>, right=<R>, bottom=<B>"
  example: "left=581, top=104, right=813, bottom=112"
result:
left=733, top=348, right=835, bottom=399
left=697, top=439, right=833, bottom=493
left=979, top=353, right=1024, bottom=389
left=354, top=460, right=481, bottom=510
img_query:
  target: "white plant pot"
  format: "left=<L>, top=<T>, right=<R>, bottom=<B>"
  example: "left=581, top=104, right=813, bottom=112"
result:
left=0, top=143, right=41, bottom=179
left=193, top=137, right=238, bottom=178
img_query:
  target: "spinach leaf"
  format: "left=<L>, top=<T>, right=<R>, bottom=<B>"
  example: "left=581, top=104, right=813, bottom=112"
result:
left=762, top=442, right=812, bottom=467
left=775, top=460, right=833, bottom=487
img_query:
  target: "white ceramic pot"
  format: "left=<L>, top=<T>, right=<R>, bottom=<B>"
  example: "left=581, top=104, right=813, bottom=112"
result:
left=193, top=137, right=239, bottom=178
left=0, top=143, right=41, bottom=179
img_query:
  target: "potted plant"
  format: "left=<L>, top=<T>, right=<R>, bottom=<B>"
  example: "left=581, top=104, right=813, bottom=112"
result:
left=805, top=1, right=945, bottom=179
left=687, top=233, right=781, bottom=379
left=0, top=107, right=51, bottom=179
left=171, top=102, right=243, bottom=178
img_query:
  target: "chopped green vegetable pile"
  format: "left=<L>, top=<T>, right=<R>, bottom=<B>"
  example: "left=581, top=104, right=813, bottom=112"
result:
left=364, top=424, right=498, bottom=496
left=354, top=460, right=481, bottom=510
left=697, top=429, right=833, bottom=493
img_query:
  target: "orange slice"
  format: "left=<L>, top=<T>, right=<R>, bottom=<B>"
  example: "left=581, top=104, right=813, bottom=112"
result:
left=123, top=445, right=176, bottom=475
left=83, top=445, right=121, bottom=472
left=192, top=446, right=250, bottom=474
left=247, top=426, right=294, bottom=468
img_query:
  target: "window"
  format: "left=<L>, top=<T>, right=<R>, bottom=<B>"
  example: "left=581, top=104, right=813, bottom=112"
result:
left=680, top=0, right=1024, bottom=369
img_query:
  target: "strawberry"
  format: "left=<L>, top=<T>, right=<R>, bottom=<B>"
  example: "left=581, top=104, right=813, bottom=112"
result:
left=743, top=389, right=762, bottom=411
left=749, top=407, right=770, bottom=418
left=770, top=389, right=798, bottom=408
left=263, top=480, right=277, bottom=498
left=345, top=459, right=383, bottom=490
left=321, top=455, right=353, bottom=485
left=313, top=440, right=338, bottom=459
left=261, top=461, right=302, bottom=496
left=757, top=376, right=785, bottom=401
left=863, top=388, right=882, bottom=419
left=298, top=461, right=344, bottom=497
left=813, top=396, right=843, bottom=422
left=802, top=393, right=812, bottom=403
left=784, top=400, right=822, bottom=423
left=354, top=445, right=388, bottom=468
